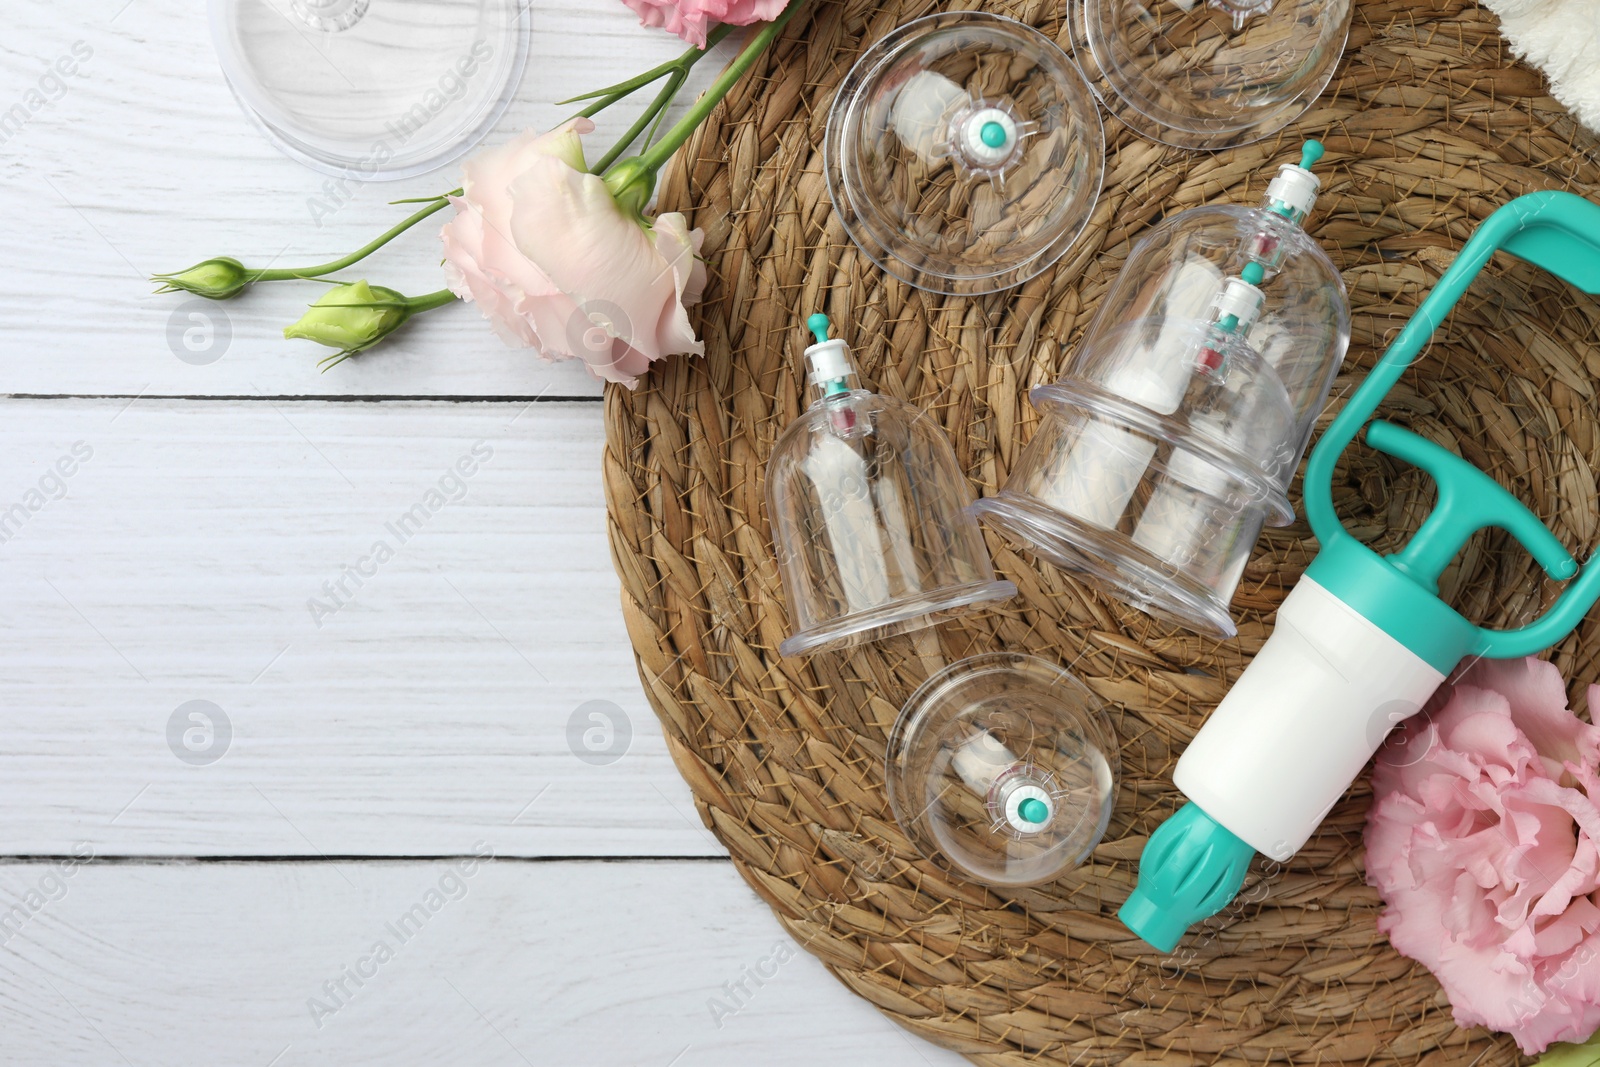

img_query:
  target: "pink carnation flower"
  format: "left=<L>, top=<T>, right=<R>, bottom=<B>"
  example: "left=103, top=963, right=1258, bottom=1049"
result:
left=439, top=119, right=706, bottom=389
left=621, top=0, right=788, bottom=48
left=1366, top=656, right=1600, bottom=1054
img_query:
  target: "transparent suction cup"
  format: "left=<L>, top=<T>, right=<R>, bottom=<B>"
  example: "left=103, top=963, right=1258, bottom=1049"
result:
left=1067, top=0, right=1351, bottom=151
left=767, top=317, right=1015, bottom=658
left=973, top=142, right=1348, bottom=637
left=824, top=12, right=1105, bottom=295
left=209, top=0, right=530, bottom=180
left=886, top=653, right=1118, bottom=888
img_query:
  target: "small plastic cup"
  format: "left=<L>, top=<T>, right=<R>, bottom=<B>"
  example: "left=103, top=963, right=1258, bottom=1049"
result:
left=1066, top=0, right=1351, bottom=151
left=886, top=653, right=1119, bottom=888
left=209, top=0, right=529, bottom=179
left=767, top=315, right=1015, bottom=657
left=823, top=11, right=1104, bottom=295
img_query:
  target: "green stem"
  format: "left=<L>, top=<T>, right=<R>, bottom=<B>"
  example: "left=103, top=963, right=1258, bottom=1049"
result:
left=593, top=67, right=688, bottom=175
left=641, top=75, right=681, bottom=152
left=578, top=89, right=630, bottom=120
left=254, top=194, right=458, bottom=282
left=631, top=2, right=804, bottom=177
left=564, top=23, right=735, bottom=108
left=406, top=288, right=458, bottom=313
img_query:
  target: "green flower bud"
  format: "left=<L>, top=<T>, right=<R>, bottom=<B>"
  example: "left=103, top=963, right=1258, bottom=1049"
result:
left=151, top=256, right=253, bottom=300
left=284, top=281, right=412, bottom=369
left=602, top=157, right=658, bottom=221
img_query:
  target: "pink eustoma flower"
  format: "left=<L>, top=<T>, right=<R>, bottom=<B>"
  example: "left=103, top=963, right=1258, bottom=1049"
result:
left=621, top=0, right=788, bottom=48
left=1366, top=656, right=1600, bottom=1054
left=439, top=119, right=706, bottom=389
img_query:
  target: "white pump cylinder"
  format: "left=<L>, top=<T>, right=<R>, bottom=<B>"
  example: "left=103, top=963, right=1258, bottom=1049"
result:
left=1173, top=578, right=1445, bottom=860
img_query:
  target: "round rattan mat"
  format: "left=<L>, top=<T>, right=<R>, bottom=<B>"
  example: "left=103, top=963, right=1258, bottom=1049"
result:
left=603, top=1, right=1600, bottom=1062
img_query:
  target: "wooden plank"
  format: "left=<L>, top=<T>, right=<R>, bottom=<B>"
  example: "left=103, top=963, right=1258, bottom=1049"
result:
left=0, top=0, right=731, bottom=398
left=0, top=398, right=733, bottom=857
left=0, top=8, right=965, bottom=1061
left=0, top=858, right=967, bottom=1065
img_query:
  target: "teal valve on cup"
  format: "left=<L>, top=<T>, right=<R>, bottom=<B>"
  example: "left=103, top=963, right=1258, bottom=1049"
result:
left=1119, top=190, right=1600, bottom=953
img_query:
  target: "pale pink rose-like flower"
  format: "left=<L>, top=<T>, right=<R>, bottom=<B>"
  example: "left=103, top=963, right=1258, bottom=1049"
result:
left=439, top=118, right=706, bottom=389
left=622, top=0, right=788, bottom=48
left=1365, top=656, right=1600, bottom=1054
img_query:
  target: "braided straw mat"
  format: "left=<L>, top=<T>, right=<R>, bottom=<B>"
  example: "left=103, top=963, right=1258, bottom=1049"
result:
left=603, top=1, right=1600, bottom=1062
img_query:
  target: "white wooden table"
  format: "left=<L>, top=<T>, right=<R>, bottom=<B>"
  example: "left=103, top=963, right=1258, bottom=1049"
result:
left=0, top=3, right=970, bottom=1062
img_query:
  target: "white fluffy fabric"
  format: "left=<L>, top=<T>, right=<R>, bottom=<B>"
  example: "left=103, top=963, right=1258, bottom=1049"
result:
left=1481, top=0, right=1600, bottom=133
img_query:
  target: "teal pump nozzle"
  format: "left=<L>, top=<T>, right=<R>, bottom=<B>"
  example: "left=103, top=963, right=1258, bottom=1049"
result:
left=1119, top=803, right=1254, bottom=952
left=1120, top=190, right=1600, bottom=954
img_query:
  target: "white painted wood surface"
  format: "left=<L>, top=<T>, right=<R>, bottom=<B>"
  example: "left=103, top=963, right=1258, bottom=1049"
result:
left=0, top=398, right=715, bottom=858
left=0, top=859, right=968, bottom=1066
left=0, top=2, right=961, bottom=1063
left=0, top=0, right=730, bottom=399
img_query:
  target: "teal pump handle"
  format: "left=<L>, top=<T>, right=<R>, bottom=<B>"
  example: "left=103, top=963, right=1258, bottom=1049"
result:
left=1363, top=421, right=1577, bottom=590
left=1303, top=190, right=1600, bottom=661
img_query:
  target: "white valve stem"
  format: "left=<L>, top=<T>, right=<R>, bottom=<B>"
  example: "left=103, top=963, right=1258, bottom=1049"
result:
left=804, top=338, right=853, bottom=392
left=951, top=732, right=1056, bottom=834
left=960, top=108, right=1019, bottom=169
left=1264, top=163, right=1321, bottom=225
left=1213, top=277, right=1266, bottom=335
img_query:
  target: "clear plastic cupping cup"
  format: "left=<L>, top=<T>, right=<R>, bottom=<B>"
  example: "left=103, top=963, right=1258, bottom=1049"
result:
left=209, top=0, right=531, bottom=179
left=973, top=142, right=1350, bottom=637
left=1067, top=0, right=1351, bottom=151
left=823, top=11, right=1105, bottom=295
left=766, top=315, right=1015, bottom=658
left=886, top=653, right=1119, bottom=888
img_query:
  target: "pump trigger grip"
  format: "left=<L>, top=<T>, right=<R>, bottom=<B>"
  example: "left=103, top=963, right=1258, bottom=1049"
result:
left=1363, top=421, right=1576, bottom=585
left=1299, top=192, right=1600, bottom=659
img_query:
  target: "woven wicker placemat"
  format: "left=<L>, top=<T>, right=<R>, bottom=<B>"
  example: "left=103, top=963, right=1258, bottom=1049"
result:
left=603, top=1, right=1600, bottom=1062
